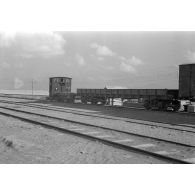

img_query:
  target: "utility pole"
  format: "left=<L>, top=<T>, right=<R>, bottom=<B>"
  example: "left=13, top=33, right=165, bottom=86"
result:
left=32, top=79, right=34, bottom=96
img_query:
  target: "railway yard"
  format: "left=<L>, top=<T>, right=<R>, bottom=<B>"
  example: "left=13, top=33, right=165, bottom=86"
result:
left=0, top=95, right=195, bottom=164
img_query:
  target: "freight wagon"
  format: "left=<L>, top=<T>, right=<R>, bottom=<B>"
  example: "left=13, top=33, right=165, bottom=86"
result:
left=77, top=88, right=179, bottom=110
left=77, top=64, right=195, bottom=111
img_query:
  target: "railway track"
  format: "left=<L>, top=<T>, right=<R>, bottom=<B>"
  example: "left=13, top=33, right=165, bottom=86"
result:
left=0, top=99, right=195, bottom=134
left=0, top=102, right=194, bottom=163
left=0, top=102, right=195, bottom=147
left=1, top=94, right=195, bottom=116
left=0, top=99, right=195, bottom=147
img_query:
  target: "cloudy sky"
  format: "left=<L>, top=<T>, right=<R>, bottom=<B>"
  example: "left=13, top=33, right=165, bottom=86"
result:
left=0, top=31, right=195, bottom=92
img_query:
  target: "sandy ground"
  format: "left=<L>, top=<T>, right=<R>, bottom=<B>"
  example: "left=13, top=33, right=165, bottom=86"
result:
left=0, top=115, right=167, bottom=164
left=2, top=101, right=194, bottom=147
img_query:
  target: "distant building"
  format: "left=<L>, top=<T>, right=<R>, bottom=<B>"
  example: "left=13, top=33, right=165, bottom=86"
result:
left=49, top=77, right=72, bottom=97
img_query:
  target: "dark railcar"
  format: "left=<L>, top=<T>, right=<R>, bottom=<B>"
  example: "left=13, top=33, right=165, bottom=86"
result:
left=77, top=88, right=179, bottom=110
left=77, top=88, right=106, bottom=104
left=179, top=64, right=195, bottom=100
left=77, top=88, right=178, bottom=99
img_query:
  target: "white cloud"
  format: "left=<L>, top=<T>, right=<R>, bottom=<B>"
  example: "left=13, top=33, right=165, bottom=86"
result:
left=129, top=56, right=143, bottom=66
left=0, top=33, right=15, bottom=47
left=105, top=66, right=114, bottom=70
left=90, top=42, right=115, bottom=56
left=186, top=51, right=195, bottom=62
left=119, top=55, right=143, bottom=73
left=0, top=32, right=66, bottom=58
left=98, top=56, right=104, bottom=61
left=0, top=61, right=11, bottom=69
left=14, top=78, right=24, bottom=89
left=76, top=53, right=85, bottom=66
left=120, top=56, right=144, bottom=66
left=120, top=62, right=136, bottom=73
left=14, top=62, right=23, bottom=68
left=119, top=56, right=126, bottom=61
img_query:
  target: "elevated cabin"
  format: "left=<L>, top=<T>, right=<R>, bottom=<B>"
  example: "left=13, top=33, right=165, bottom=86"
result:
left=49, top=77, right=72, bottom=97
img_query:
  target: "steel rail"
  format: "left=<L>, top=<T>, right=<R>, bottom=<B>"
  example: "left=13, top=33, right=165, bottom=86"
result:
left=0, top=108, right=191, bottom=164
left=0, top=99, right=195, bottom=134
left=0, top=104, right=194, bottom=150
left=0, top=94, right=195, bottom=116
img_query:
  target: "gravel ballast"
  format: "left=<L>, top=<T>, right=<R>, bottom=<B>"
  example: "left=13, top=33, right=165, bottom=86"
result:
left=0, top=115, right=167, bottom=164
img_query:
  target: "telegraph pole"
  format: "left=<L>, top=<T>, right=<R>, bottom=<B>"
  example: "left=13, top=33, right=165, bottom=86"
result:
left=32, top=79, right=34, bottom=96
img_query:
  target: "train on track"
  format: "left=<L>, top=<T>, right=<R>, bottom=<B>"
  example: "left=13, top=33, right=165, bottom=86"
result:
left=49, top=63, right=195, bottom=111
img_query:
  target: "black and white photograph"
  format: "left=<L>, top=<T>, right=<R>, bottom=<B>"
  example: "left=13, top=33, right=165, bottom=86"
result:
left=0, top=0, right=195, bottom=195
left=1, top=31, right=195, bottom=164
